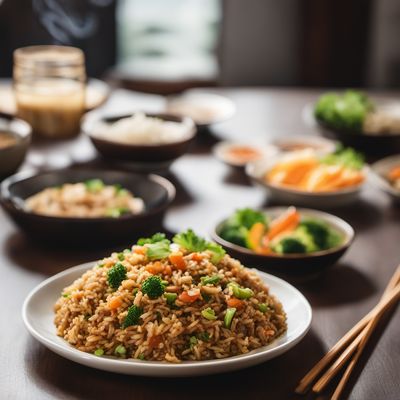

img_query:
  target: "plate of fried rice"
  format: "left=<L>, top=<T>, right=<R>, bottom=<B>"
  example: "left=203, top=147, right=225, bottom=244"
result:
left=22, top=230, right=312, bottom=376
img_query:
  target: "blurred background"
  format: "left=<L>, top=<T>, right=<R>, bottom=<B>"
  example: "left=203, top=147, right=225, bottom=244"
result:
left=0, top=0, right=400, bottom=93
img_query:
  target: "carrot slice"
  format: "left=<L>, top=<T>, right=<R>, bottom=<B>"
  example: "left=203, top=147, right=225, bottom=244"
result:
left=191, top=253, right=204, bottom=262
left=109, top=296, right=122, bottom=310
left=389, top=166, right=400, bottom=180
left=148, top=335, right=162, bottom=348
left=227, top=298, right=244, bottom=308
left=169, top=252, right=186, bottom=270
left=267, top=207, right=300, bottom=240
left=133, top=246, right=146, bottom=255
left=145, top=261, right=164, bottom=274
left=178, top=290, right=200, bottom=303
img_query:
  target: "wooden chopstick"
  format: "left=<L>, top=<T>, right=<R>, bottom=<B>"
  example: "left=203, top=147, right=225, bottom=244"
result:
left=295, top=264, right=400, bottom=395
left=312, top=283, right=400, bottom=394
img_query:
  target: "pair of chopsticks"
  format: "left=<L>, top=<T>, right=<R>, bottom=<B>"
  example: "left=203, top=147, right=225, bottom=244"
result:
left=295, top=264, right=400, bottom=399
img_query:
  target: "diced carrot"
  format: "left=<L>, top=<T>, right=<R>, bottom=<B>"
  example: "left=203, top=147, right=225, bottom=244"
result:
left=133, top=246, right=146, bottom=255
left=191, top=253, right=204, bottom=262
left=389, top=166, right=400, bottom=180
left=164, top=265, right=172, bottom=275
left=267, top=207, right=300, bottom=240
left=178, top=290, right=200, bottom=303
left=145, top=261, right=164, bottom=274
left=109, top=296, right=122, bottom=310
left=148, top=335, right=162, bottom=348
left=247, top=222, right=266, bottom=251
left=169, top=252, right=186, bottom=270
left=227, top=298, right=244, bottom=308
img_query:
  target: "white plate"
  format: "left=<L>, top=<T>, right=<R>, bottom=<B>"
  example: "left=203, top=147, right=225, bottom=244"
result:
left=22, top=262, right=312, bottom=377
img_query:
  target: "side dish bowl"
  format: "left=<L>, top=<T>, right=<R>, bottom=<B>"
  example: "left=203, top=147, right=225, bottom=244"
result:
left=246, top=155, right=368, bottom=208
left=82, top=112, right=196, bottom=166
left=0, top=114, right=31, bottom=179
left=211, top=207, right=354, bottom=280
left=370, top=154, right=400, bottom=203
left=0, top=169, right=175, bottom=245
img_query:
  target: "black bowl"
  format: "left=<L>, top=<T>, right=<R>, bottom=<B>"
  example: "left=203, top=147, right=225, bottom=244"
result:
left=0, top=169, right=175, bottom=246
left=316, top=118, right=400, bottom=156
left=211, top=207, right=354, bottom=282
left=82, top=112, right=196, bottom=165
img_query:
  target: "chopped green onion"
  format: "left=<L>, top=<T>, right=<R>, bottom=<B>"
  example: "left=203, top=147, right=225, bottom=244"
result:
left=200, top=275, right=221, bottom=285
left=85, top=179, right=104, bottom=193
left=117, top=253, right=125, bottom=261
left=224, top=308, right=237, bottom=329
left=133, top=288, right=139, bottom=296
left=164, top=292, right=177, bottom=305
left=201, top=307, right=217, bottom=320
left=258, top=303, right=270, bottom=313
left=105, top=207, right=131, bottom=218
left=62, top=293, right=70, bottom=298
left=94, top=348, right=104, bottom=356
left=228, top=282, right=254, bottom=299
left=114, top=345, right=126, bottom=356
left=138, top=353, right=145, bottom=360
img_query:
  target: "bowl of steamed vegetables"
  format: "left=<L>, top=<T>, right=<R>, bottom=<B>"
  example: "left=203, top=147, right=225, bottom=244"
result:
left=314, top=90, right=400, bottom=155
left=246, top=145, right=368, bottom=207
left=212, top=207, right=354, bottom=280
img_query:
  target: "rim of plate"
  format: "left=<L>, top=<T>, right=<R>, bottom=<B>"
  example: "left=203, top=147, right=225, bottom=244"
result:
left=22, top=262, right=312, bottom=372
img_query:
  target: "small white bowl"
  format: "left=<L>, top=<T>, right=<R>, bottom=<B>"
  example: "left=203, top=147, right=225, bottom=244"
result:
left=246, top=155, right=368, bottom=208
left=166, top=92, right=236, bottom=127
left=213, top=141, right=278, bottom=167
left=271, top=135, right=337, bottom=156
left=370, top=154, right=400, bottom=203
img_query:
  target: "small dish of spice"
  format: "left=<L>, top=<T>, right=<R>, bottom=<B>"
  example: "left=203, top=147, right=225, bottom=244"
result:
left=213, top=141, right=278, bottom=167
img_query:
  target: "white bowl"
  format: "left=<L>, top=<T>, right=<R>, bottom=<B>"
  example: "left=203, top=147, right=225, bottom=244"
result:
left=370, top=154, right=400, bottom=203
left=246, top=155, right=368, bottom=208
left=166, top=92, right=236, bottom=127
left=22, top=262, right=312, bottom=377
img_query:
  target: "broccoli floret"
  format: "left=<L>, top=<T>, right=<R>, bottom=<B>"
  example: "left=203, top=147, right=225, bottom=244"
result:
left=227, top=208, right=267, bottom=230
left=321, top=145, right=364, bottom=170
left=219, top=225, right=248, bottom=247
left=107, top=263, right=127, bottom=289
left=122, top=305, right=143, bottom=328
left=141, top=276, right=165, bottom=299
left=272, top=237, right=307, bottom=254
left=298, top=219, right=343, bottom=250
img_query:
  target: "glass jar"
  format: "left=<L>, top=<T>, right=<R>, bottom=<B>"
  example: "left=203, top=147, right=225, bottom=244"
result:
left=13, top=45, right=86, bottom=138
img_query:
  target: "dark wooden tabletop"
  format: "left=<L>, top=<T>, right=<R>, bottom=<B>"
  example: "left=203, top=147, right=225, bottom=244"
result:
left=1, top=88, right=399, bottom=400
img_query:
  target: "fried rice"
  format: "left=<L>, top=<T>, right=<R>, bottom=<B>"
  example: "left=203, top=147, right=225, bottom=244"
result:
left=54, top=235, right=287, bottom=363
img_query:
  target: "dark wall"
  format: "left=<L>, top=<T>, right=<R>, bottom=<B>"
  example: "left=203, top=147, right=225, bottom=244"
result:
left=0, top=0, right=116, bottom=78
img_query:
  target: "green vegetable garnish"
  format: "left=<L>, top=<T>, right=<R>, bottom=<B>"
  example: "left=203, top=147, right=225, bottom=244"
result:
left=94, top=348, right=104, bottom=356
left=114, top=345, right=126, bottom=356
left=200, top=275, right=221, bottom=285
left=189, top=336, right=198, bottom=349
left=138, top=353, right=145, bottom=360
left=219, top=208, right=268, bottom=248
left=258, top=303, right=269, bottom=313
left=141, top=276, right=165, bottom=299
left=272, top=237, right=307, bottom=254
left=85, top=179, right=105, bottom=193
left=201, top=307, right=217, bottom=320
left=107, top=262, right=127, bottom=289
left=164, top=292, right=177, bottom=305
left=137, top=233, right=169, bottom=245
left=137, top=234, right=171, bottom=261
left=197, top=332, right=210, bottom=342
left=173, top=229, right=226, bottom=264
left=122, top=305, right=143, bottom=328
left=133, top=288, right=139, bottom=296
left=227, top=282, right=254, bottom=299
left=224, top=307, right=237, bottom=328
left=321, top=146, right=364, bottom=170
left=62, top=293, right=70, bottom=298
left=314, top=90, right=373, bottom=132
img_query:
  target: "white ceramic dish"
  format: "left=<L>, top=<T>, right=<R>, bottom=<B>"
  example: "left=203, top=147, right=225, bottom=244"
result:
left=246, top=155, right=368, bottom=208
left=22, top=262, right=312, bottom=377
left=370, top=154, right=400, bottom=203
left=166, top=92, right=236, bottom=127
left=213, top=141, right=278, bottom=167
left=271, top=135, right=337, bottom=156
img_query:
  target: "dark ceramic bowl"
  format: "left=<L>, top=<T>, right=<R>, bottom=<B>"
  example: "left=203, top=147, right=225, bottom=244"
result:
left=211, top=207, right=354, bottom=281
left=0, top=114, right=31, bottom=180
left=0, top=169, right=175, bottom=246
left=82, top=112, right=196, bottom=165
left=316, top=118, right=400, bottom=156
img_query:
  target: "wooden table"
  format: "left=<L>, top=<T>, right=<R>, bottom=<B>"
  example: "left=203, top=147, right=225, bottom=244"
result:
left=1, top=88, right=399, bottom=400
